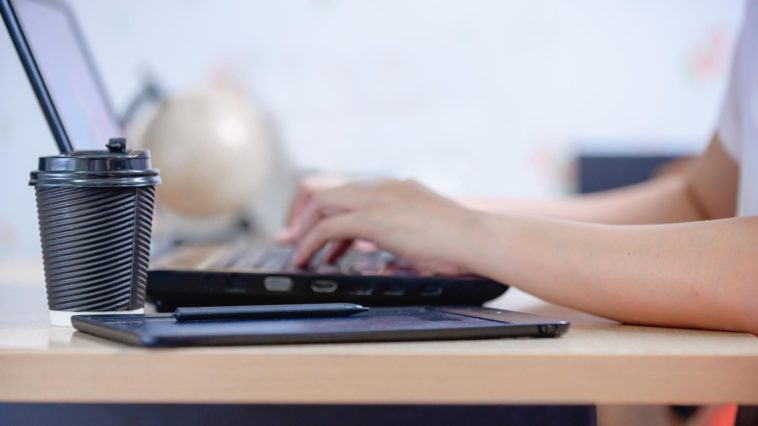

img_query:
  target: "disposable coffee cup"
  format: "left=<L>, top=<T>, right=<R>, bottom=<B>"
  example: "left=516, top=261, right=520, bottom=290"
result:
left=29, top=138, right=160, bottom=326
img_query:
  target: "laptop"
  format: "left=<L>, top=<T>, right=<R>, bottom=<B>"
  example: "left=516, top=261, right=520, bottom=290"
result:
left=1, top=0, right=508, bottom=310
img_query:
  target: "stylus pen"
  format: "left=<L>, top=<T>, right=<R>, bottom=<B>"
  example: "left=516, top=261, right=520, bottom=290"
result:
left=173, top=303, right=369, bottom=321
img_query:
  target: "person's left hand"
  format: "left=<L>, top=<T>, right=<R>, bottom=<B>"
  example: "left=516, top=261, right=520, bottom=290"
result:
left=290, top=179, right=481, bottom=275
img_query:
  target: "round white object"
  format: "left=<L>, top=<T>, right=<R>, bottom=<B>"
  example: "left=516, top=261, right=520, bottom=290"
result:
left=140, top=89, right=274, bottom=218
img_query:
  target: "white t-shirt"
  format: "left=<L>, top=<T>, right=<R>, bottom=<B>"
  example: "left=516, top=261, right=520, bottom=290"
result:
left=719, top=0, right=758, bottom=216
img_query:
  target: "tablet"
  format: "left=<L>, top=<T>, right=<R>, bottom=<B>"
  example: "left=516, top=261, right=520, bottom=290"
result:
left=71, top=306, right=570, bottom=347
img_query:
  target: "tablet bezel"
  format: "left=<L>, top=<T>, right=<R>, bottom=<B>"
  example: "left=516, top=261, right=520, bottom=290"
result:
left=71, top=306, right=570, bottom=347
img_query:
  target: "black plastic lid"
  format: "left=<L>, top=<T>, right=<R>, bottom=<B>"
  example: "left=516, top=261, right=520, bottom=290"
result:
left=30, top=138, right=161, bottom=188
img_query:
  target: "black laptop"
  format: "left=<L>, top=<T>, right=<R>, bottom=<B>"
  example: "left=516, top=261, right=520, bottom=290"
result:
left=1, top=0, right=508, bottom=310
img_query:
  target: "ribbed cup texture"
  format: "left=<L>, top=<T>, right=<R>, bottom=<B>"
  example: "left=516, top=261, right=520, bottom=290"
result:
left=35, top=186, right=155, bottom=311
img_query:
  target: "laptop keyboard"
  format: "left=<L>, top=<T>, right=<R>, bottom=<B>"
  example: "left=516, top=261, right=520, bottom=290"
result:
left=220, top=244, right=415, bottom=276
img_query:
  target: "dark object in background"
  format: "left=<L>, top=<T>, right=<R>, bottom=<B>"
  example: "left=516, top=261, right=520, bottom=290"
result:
left=736, top=406, right=758, bottom=425
left=577, top=154, right=688, bottom=194
left=0, top=403, right=596, bottom=426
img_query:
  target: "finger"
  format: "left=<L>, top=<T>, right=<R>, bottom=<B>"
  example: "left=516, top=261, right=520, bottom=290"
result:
left=353, top=240, right=378, bottom=253
left=293, top=185, right=373, bottom=243
left=292, top=214, right=364, bottom=267
left=275, top=228, right=297, bottom=244
left=286, top=175, right=352, bottom=227
left=325, top=239, right=354, bottom=264
left=293, top=197, right=326, bottom=243
left=410, top=259, right=467, bottom=276
left=285, top=181, right=315, bottom=227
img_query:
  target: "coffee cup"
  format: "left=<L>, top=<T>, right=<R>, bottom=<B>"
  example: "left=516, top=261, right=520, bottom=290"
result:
left=29, top=138, right=160, bottom=326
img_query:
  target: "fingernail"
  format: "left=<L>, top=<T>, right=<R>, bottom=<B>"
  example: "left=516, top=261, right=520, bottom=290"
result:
left=275, top=230, right=292, bottom=243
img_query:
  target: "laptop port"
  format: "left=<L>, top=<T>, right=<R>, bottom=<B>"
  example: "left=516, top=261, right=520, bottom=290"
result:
left=384, top=285, right=405, bottom=296
left=264, top=276, right=293, bottom=292
left=226, top=275, right=248, bottom=293
left=420, top=285, right=443, bottom=296
left=311, top=280, right=338, bottom=293
left=347, top=284, right=373, bottom=296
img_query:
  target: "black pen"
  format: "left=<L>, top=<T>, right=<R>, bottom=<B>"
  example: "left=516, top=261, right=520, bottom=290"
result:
left=173, top=303, right=369, bottom=321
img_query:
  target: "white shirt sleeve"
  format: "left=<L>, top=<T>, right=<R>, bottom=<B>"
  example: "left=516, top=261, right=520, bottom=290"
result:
left=717, top=8, right=748, bottom=161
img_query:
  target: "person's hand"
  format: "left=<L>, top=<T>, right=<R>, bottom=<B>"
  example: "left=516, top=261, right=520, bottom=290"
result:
left=278, top=174, right=351, bottom=244
left=291, top=179, right=481, bottom=275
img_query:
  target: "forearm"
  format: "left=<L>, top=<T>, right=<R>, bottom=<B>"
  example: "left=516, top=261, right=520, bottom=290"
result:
left=462, top=213, right=758, bottom=334
left=461, top=174, right=705, bottom=225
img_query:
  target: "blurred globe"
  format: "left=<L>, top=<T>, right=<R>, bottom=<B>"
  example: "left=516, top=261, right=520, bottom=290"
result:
left=139, top=89, right=274, bottom=218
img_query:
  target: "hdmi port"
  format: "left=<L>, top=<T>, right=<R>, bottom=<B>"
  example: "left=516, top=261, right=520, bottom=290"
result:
left=311, top=280, right=338, bottom=293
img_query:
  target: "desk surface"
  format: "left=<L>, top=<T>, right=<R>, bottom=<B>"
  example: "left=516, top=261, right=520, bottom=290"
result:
left=1, top=258, right=757, bottom=405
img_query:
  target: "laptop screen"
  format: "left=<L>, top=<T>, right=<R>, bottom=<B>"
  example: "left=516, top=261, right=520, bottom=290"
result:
left=13, top=0, right=120, bottom=150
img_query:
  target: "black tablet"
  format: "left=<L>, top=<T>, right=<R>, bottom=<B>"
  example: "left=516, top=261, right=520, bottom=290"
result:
left=71, top=306, right=570, bottom=347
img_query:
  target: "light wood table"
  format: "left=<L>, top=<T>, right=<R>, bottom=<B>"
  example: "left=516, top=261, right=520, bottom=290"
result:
left=1, top=258, right=757, bottom=405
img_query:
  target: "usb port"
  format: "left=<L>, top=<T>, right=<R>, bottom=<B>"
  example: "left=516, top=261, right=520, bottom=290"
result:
left=264, top=276, right=293, bottom=292
left=348, top=284, right=373, bottom=296
left=384, top=285, right=405, bottom=296
left=421, top=285, right=443, bottom=296
left=226, top=275, right=248, bottom=293
left=311, top=280, right=338, bottom=293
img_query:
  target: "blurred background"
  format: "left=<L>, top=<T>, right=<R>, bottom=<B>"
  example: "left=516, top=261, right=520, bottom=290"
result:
left=0, top=0, right=745, bottom=260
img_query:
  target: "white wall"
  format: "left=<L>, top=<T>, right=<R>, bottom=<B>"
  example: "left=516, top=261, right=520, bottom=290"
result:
left=0, top=0, right=745, bottom=258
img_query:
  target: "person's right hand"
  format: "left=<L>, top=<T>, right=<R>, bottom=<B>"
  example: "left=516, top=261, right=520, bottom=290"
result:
left=288, top=178, right=479, bottom=275
left=278, top=174, right=351, bottom=244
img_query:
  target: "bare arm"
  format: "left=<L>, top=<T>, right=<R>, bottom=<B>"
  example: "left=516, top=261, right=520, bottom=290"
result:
left=461, top=134, right=737, bottom=225
left=463, top=136, right=756, bottom=333
left=467, top=214, right=758, bottom=333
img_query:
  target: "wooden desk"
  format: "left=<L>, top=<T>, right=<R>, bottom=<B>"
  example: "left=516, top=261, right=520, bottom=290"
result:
left=1, top=258, right=757, bottom=405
